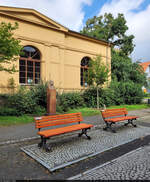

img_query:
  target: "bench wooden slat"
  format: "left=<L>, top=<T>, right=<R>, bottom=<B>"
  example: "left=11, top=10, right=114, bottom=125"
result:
left=35, top=112, right=93, bottom=151
left=36, top=112, right=82, bottom=120
left=105, top=116, right=138, bottom=123
left=101, top=108, right=138, bottom=133
left=36, top=118, right=81, bottom=127
left=35, top=112, right=83, bottom=129
left=38, top=123, right=93, bottom=138
left=101, top=108, right=128, bottom=119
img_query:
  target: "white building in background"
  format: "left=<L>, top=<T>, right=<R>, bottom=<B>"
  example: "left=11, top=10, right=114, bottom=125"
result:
left=140, top=61, right=150, bottom=93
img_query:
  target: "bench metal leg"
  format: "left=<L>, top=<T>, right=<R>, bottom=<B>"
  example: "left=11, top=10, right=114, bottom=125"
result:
left=103, top=122, right=116, bottom=133
left=38, top=136, right=51, bottom=152
left=124, top=119, right=137, bottom=127
left=38, top=136, right=44, bottom=148
left=78, top=128, right=91, bottom=140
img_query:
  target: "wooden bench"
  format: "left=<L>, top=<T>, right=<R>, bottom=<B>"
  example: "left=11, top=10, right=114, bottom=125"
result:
left=101, top=108, right=138, bottom=133
left=34, top=112, right=93, bottom=152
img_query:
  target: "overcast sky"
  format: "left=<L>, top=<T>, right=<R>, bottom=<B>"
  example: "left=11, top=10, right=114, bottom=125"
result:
left=0, top=0, right=150, bottom=62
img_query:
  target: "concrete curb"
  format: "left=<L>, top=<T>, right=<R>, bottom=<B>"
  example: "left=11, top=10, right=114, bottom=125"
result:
left=0, top=136, right=40, bottom=146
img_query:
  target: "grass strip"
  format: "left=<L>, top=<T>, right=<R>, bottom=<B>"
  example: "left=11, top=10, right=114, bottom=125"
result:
left=0, top=115, right=34, bottom=126
left=0, top=104, right=150, bottom=126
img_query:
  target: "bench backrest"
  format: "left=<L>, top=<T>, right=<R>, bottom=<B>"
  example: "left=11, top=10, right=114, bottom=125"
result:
left=101, top=108, right=128, bottom=119
left=34, top=112, right=83, bottom=129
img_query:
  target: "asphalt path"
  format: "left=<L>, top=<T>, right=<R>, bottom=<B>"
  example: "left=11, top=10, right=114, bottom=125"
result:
left=0, top=108, right=150, bottom=143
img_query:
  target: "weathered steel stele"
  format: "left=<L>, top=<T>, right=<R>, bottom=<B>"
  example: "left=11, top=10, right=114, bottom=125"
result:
left=47, top=80, right=56, bottom=115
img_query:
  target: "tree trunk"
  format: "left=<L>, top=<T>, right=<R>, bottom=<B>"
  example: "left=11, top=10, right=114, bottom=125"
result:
left=97, top=87, right=99, bottom=109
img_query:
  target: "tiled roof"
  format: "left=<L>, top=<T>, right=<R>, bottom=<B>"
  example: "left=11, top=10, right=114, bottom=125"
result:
left=140, top=61, right=150, bottom=72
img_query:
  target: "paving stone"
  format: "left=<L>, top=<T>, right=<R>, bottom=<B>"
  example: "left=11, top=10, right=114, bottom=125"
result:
left=71, top=145, right=150, bottom=180
left=21, top=125, right=150, bottom=172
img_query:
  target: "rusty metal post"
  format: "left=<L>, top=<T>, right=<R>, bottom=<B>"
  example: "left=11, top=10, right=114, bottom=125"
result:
left=47, top=80, right=56, bottom=115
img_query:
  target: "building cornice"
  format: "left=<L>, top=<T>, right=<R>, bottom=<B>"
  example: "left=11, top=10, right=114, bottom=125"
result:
left=0, top=12, right=66, bottom=32
left=0, top=5, right=68, bottom=31
left=0, top=6, right=112, bottom=48
left=15, top=34, right=111, bottom=59
left=67, top=30, right=112, bottom=47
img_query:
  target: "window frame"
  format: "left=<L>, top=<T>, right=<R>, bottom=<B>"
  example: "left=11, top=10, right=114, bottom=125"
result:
left=80, top=57, right=90, bottom=87
left=19, top=46, right=41, bottom=85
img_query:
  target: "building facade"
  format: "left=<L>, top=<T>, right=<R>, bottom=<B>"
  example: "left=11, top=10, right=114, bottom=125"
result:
left=0, top=6, right=111, bottom=93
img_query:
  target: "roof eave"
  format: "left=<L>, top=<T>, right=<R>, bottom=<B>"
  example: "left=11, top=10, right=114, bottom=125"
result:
left=68, top=30, right=113, bottom=47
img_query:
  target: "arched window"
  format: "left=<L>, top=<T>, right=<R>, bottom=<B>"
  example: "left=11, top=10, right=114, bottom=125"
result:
left=19, top=46, right=41, bottom=84
left=80, top=57, right=90, bottom=86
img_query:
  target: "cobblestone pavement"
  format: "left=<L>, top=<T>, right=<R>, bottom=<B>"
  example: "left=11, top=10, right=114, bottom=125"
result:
left=21, top=125, right=150, bottom=172
left=0, top=108, right=150, bottom=180
left=69, top=144, right=150, bottom=180
left=1, top=134, right=150, bottom=180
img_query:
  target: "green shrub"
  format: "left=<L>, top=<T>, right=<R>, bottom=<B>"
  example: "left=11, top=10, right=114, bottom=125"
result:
left=108, top=81, right=144, bottom=105
left=82, top=88, right=97, bottom=108
left=123, top=83, right=144, bottom=104
left=0, top=107, right=20, bottom=116
left=109, top=81, right=144, bottom=105
left=108, top=81, right=125, bottom=105
left=29, top=81, right=48, bottom=108
left=8, top=87, right=37, bottom=115
left=0, top=94, right=10, bottom=107
left=33, top=106, right=46, bottom=115
left=83, top=87, right=116, bottom=107
left=6, top=81, right=48, bottom=115
left=99, top=88, right=116, bottom=106
left=56, top=92, right=85, bottom=112
left=82, top=81, right=144, bottom=108
left=56, top=105, right=65, bottom=113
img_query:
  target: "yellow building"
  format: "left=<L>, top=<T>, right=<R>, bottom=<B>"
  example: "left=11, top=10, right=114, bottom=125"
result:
left=0, top=6, right=111, bottom=93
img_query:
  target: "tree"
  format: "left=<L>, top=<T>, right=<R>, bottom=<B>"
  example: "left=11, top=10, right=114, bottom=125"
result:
left=111, top=49, right=147, bottom=87
left=80, top=13, right=135, bottom=56
left=86, top=55, right=109, bottom=109
left=81, top=13, right=147, bottom=105
left=0, top=22, right=22, bottom=73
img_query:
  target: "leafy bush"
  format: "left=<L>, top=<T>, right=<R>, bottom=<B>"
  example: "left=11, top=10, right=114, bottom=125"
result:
left=108, top=81, right=125, bottom=105
left=83, top=87, right=116, bottom=107
left=0, top=94, right=10, bottom=107
left=99, top=88, right=116, bottom=106
left=82, top=88, right=97, bottom=108
left=82, top=81, right=144, bottom=108
left=32, top=106, right=46, bottom=115
left=29, top=81, right=48, bottom=108
left=0, top=107, right=20, bottom=116
left=8, top=87, right=38, bottom=115
left=109, top=81, right=144, bottom=104
left=6, top=84, right=85, bottom=115
left=5, top=81, right=48, bottom=116
left=56, top=92, right=85, bottom=112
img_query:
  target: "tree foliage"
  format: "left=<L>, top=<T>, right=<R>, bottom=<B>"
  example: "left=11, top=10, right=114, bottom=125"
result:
left=86, top=55, right=109, bottom=108
left=87, top=55, right=109, bottom=87
left=80, top=13, right=135, bottom=56
left=81, top=12, right=147, bottom=105
left=0, top=22, right=22, bottom=73
left=111, top=49, right=147, bottom=87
